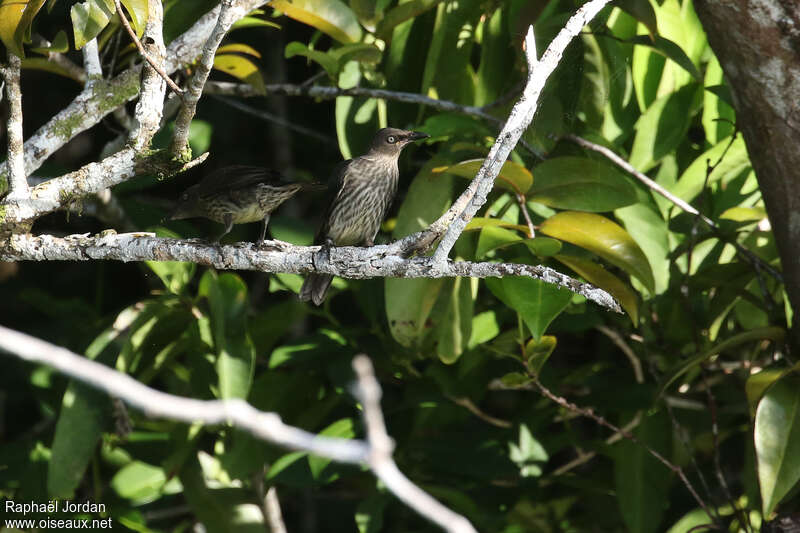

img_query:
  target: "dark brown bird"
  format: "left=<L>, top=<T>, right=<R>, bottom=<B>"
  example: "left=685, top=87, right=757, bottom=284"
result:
left=168, top=165, right=325, bottom=243
left=299, top=127, right=429, bottom=305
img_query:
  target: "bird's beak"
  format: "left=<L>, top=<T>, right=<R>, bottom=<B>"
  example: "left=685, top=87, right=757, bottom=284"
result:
left=406, top=131, right=429, bottom=142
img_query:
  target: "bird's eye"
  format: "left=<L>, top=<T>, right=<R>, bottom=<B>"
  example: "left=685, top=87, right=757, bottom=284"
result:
left=387, top=135, right=397, bottom=144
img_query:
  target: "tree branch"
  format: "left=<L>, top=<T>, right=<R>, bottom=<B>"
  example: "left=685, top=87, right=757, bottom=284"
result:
left=431, top=0, right=613, bottom=267
left=0, top=232, right=621, bottom=312
left=1, top=52, right=28, bottom=202
left=82, top=38, right=102, bottom=79
left=0, top=326, right=478, bottom=533
left=170, top=0, right=244, bottom=156
left=0, top=0, right=268, bottom=182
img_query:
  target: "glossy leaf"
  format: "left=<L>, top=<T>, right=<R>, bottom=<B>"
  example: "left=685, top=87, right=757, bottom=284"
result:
left=213, top=53, right=266, bottom=95
left=271, top=0, right=362, bottom=43
left=375, top=0, right=443, bottom=40
left=120, top=0, right=148, bottom=37
left=524, top=237, right=562, bottom=258
left=755, top=374, right=800, bottom=516
left=476, top=225, right=522, bottom=259
left=231, top=15, right=281, bottom=31
left=539, top=211, right=655, bottom=293
left=487, top=276, right=571, bottom=340
left=0, top=0, right=45, bottom=57
left=615, top=202, right=671, bottom=294
left=719, top=206, right=767, bottom=223
left=111, top=461, right=168, bottom=501
left=71, top=0, right=114, bottom=50
left=659, top=327, right=786, bottom=396
left=433, top=159, right=533, bottom=195
left=465, top=217, right=528, bottom=234
left=672, top=135, right=750, bottom=202
left=629, top=35, right=701, bottom=81
left=199, top=272, right=256, bottom=400
left=218, top=43, right=261, bottom=58
left=555, top=254, right=638, bottom=324
left=529, top=157, right=637, bottom=212
left=629, top=84, right=699, bottom=172
left=615, top=0, right=657, bottom=35
left=746, top=369, right=788, bottom=416
left=525, top=336, right=556, bottom=375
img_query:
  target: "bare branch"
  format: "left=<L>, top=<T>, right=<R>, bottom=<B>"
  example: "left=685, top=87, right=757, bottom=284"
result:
left=353, top=355, right=479, bottom=533
left=1, top=53, right=28, bottom=202
left=0, top=324, right=368, bottom=464
left=114, top=0, right=184, bottom=96
left=170, top=0, right=244, bottom=155
left=0, top=232, right=621, bottom=312
left=431, top=0, right=613, bottom=267
left=0, top=328, right=479, bottom=532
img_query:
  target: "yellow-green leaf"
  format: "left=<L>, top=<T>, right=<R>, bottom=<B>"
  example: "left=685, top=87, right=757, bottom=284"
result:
left=464, top=217, right=529, bottom=234
left=719, top=206, right=767, bottom=223
left=120, top=0, right=147, bottom=37
left=555, top=254, right=638, bottom=324
left=29, top=29, right=68, bottom=54
left=272, top=0, right=362, bottom=43
left=433, top=159, right=533, bottom=195
left=71, top=0, right=114, bottom=50
left=217, top=43, right=262, bottom=58
left=21, top=56, right=83, bottom=81
left=213, top=53, right=265, bottom=95
left=539, top=211, right=655, bottom=293
left=525, top=336, right=556, bottom=374
left=0, top=0, right=45, bottom=57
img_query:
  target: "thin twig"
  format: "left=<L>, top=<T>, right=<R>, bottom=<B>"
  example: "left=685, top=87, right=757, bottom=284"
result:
left=1, top=53, right=28, bottom=202
left=114, top=0, right=184, bottom=96
left=530, top=375, right=716, bottom=522
left=516, top=193, right=536, bottom=238
left=447, top=395, right=513, bottom=429
left=564, top=134, right=783, bottom=284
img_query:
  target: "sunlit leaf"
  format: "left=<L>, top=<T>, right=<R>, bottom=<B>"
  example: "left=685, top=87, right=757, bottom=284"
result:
left=231, top=16, right=280, bottom=31
left=433, top=159, right=533, bottom=195
left=615, top=0, right=657, bottom=35
left=719, top=206, right=767, bottom=223
left=218, top=43, right=261, bottom=58
left=120, top=0, right=148, bottom=37
left=539, top=211, right=655, bottom=293
left=0, top=0, right=45, bottom=57
left=71, top=0, right=114, bottom=50
left=486, top=277, right=571, bottom=340
left=111, top=461, right=168, bottom=501
left=213, top=53, right=265, bottom=95
left=525, top=336, right=556, bottom=374
left=555, top=254, right=638, bottom=324
left=672, top=135, right=750, bottom=202
left=529, top=157, right=637, bottom=212
left=375, top=0, right=444, bottom=40
left=629, top=35, right=701, bottom=81
left=755, top=374, right=800, bottom=516
left=465, top=217, right=528, bottom=234
left=285, top=41, right=339, bottom=80
left=271, top=0, right=362, bottom=43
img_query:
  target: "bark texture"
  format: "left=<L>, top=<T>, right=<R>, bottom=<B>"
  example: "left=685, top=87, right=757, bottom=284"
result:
left=694, top=0, right=800, bottom=348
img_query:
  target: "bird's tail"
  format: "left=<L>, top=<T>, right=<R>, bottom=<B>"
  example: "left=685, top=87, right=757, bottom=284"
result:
left=299, top=274, right=333, bottom=306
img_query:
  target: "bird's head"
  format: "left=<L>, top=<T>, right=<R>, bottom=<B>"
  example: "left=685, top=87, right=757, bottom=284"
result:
left=165, top=189, right=202, bottom=221
left=368, top=128, right=429, bottom=156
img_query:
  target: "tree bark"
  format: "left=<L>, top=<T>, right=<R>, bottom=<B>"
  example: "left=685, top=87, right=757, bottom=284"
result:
left=693, top=0, right=800, bottom=349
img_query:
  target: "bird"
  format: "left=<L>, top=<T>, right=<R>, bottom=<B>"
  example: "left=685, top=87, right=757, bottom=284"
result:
left=167, top=165, right=325, bottom=243
left=299, top=127, right=429, bottom=306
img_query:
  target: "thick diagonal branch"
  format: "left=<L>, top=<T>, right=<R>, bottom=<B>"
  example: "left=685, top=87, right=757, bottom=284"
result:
left=1, top=53, right=28, bottom=202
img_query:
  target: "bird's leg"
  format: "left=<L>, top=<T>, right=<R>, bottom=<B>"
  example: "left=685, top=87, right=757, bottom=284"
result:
left=213, top=214, right=234, bottom=243
left=258, top=214, right=270, bottom=243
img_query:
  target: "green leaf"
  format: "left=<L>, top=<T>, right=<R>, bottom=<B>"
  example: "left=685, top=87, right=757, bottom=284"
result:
left=719, top=206, right=767, bottom=223
left=375, top=0, right=442, bottom=40
left=218, top=43, right=261, bottom=58
left=746, top=369, right=789, bottom=416
left=524, top=237, right=562, bottom=258
left=120, top=0, right=148, bottom=37
left=231, top=15, right=281, bottom=31
left=356, top=492, right=389, bottom=533
left=539, top=211, right=655, bottom=293
left=308, top=418, right=355, bottom=479
left=419, top=113, right=492, bottom=141
left=0, top=0, right=45, bottom=57
left=658, top=327, right=786, bottom=396
left=487, top=277, right=571, bottom=340
left=467, top=310, right=500, bottom=349
left=476, top=225, right=522, bottom=259
left=111, top=461, right=168, bottom=501
left=500, top=372, right=532, bottom=388
left=213, top=53, right=266, bottom=95
left=71, top=0, right=114, bottom=50
left=615, top=410, right=672, bottom=533
left=433, top=159, right=533, bottom=195
left=47, top=382, right=108, bottom=497
left=615, top=201, right=671, bottom=295
left=20, top=57, right=82, bottom=81
left=629, top=35, right=701, bottom=81
left=629, top=83, right=699, bottom=172
left=666, top=508, right=715, bottom=533
left=755, top=374, right=800, bottom=516
left=29, top=29, right=68, bottom=54
left=525, top=335, right=556, bottom=375
left=672, top=135, right=750, bottom=202
left=329, top=42, right=382, bottom=65
left=271, top=0, right=362, bottom=43
left=465, top=217, right=529, bottom=234
left=435, top=276, right=474, bottom=364
left=145, top=258, right=195, bottom=294
left=350, top=0, right=379, bottom=32
left=555, top=254, right=638, bottom=324
left=284, top=41, right=339, bottom=79
left=615, top=0, right=657, bottom=35
left=508, top=424, right=548, bottom=477
left=529, top=157, right=637, bottom=212
left=199, top=271, right=256, bottom=400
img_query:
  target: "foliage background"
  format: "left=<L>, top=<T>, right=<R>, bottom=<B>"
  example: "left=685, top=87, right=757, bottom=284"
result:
left=1, top=0, right=799, bottom=532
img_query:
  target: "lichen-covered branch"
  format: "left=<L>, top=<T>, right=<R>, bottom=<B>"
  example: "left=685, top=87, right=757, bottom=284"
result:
left=1, top=53, right=28, bottom=202
left=128, top=0, right=167, bottom=150
left=0, top=232, right=621, bottom=312
left=431, top=0, right=612, bottom=266
left=170, top=0, right=243, bottom=156
left=0, top=0, right=268, bottom=182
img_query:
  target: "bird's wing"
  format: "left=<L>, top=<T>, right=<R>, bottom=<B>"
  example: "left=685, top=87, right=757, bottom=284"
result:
left=315, top=158, right=354, bottom=243
left=190, top=166, right=284, bottom=195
